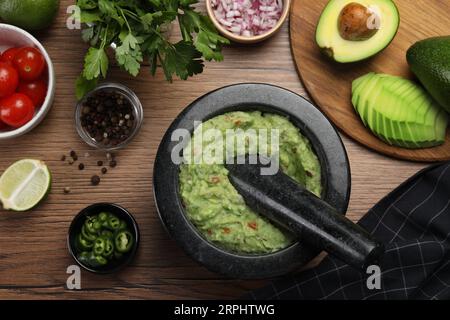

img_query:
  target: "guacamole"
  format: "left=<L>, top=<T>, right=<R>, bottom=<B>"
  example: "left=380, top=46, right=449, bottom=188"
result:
left=179, top=111, right=322, bottom=254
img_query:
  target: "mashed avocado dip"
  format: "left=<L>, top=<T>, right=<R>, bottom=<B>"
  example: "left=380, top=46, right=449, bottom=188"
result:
left=179, top=111, right=322, bottom=254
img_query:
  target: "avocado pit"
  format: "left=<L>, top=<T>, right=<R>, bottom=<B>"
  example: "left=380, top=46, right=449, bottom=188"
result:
left=338, top=2, right=380, bottom=41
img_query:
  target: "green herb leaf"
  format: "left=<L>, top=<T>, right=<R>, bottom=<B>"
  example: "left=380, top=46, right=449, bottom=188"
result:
left=98, top=0, right=117, bottom=17
left=81, top=27, right=95, bottom=43
left=147, top=0, right=161, bottom=8
left=118, top=33, right=140, bottom=53
left=75, top=0, right=227, bottom=98
left=179, top=9, right=229, bottom=60
left=116, top=49, right=143, bottom=76
left=80, top=10, right=102, bottom=23
left=83, top=47, right=109, bottom=80
left=77, top=0, right=97, bottom=10
left=140, top=13, right=154, bottom=29
left=75, top=75, right=98, bottom=100
left=163, top=41, right=204, bottom=80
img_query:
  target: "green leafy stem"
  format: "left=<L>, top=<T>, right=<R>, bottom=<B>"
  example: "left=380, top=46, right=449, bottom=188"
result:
left=75, top=0, right=229, bottom=99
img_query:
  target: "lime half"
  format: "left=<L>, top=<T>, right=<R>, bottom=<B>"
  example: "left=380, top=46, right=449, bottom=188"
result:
left=0, top=159, right=51, bottom=211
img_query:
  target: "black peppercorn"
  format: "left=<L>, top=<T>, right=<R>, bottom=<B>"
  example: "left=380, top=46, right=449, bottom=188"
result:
left=79, top=89, right=136, bottom=148
left=91, top=175, right=100, bottom=186
left=109, top=160, right=117, bottom=168
left=101, top=167, right=108, bottom=174
left=78, top=163, right=85, bottom=170
left=97, top=160, right=103, bottom=166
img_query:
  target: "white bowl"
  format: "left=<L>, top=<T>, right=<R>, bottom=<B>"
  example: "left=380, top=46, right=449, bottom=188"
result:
left=0, top=23, right=55, bottom=140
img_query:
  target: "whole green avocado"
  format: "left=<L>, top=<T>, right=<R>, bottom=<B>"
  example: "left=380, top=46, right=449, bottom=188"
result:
left=0, top=0, right=60, bottom=31
left=407, top=36, right=450, bottom=113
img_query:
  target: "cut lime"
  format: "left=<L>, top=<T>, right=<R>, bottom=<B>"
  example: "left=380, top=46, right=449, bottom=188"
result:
left=0, top=0, right=60, bottom=31
left=0, top=159, right=51, bottom=211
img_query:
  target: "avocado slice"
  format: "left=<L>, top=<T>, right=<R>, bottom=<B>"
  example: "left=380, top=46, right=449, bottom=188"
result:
left=316, top=0, right=400, bottom=63
left=385, top=77, right=444, bottom=148
left=351, top=73, right=448, bottom=149
left=407, top=36, right=450, bottom=113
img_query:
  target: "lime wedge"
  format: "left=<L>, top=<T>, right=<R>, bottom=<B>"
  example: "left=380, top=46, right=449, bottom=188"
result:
left=0, top=159, right=51, bottom=211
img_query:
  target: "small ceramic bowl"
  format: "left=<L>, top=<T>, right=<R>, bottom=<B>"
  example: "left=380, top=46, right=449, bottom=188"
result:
left=0, top=23, right=55, bottom=140
left=75, top=83, right=144, bottom=151
left=67, top=203, right=140, bottom=274
left=153, top=83, right=351, bottom=279
left=206, top=0, right=291, bottom=44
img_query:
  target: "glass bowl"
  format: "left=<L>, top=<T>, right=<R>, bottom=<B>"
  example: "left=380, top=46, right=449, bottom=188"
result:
left=75, top=83, right=144, bottom=151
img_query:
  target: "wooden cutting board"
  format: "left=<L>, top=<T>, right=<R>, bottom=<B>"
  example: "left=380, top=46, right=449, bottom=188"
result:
left=290, top=0, right=450, bottom=162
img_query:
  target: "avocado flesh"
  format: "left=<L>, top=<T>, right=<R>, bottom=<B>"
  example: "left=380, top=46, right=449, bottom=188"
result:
left=351, top=73, right=448, bottom=149
left=316, top=0, right=400, bottom=63
left=376, top=77, right=444, bottom=148
left=364, top=75, right=438, bottom=148
left=407, top=36, right=450, bottom=113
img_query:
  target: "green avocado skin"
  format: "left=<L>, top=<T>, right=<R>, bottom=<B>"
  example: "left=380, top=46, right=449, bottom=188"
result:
left=0, top=0, right=60, bottom=31
left=407, top=36, right=450, bottom=113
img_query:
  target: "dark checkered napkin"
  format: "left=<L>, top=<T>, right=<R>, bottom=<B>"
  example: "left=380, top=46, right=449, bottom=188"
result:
left=246, top=162, right=450, bottom=300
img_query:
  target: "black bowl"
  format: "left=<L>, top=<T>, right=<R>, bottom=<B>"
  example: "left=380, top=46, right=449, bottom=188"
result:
left=153, top=83, right=351, bottom=279
left=67, top=203, right=140, bottom=274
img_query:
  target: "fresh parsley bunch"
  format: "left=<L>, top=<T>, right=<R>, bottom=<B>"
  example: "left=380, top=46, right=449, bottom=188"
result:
left=75, top=0, right=229, bottom=99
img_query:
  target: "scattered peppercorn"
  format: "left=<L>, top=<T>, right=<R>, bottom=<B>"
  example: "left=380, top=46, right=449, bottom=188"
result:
left=80, top=89, right=136, bottom=148
left=61, top=155, right=66, bottom=161
left=70, top=150, right=77, bottom=158
left=91, top=175, right=101, bottom=186
left=109, top=160, right=117, bottom=168
left=97, top=160, right=103, bottom=166
left=78, top=163, right=85, bottom=170
left=68, top=159, right=74, bottom=165
left=101, top=167, right=108, bottom=174
left=63, top=187, right=71, bottom=194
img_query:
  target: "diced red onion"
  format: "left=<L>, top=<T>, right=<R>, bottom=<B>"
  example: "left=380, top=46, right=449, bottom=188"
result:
left=212, top=0, right=283, bottom=37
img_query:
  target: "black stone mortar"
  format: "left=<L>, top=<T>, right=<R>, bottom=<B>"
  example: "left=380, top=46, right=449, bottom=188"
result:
left=153, top=83, right=351, bottom=279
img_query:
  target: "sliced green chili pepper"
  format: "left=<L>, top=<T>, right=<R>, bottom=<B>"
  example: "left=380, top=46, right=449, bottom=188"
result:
left=98, top=212, right=109, bottom=222
left=100, top=230, right=113, bottom=239
left=88, top=253, right=108, bottom=267
left=81, top=224, right=97, bottom=242
left=76, top=212, right=135, bottom=268
left=77, top=251, right=91, bottom=265
left=118, top=220, right=127, bottom=230
left=85, top=217, right=99, bottom=234
left=93, top=238, right=106, bottom=255
left=76, top=233, right=93, bottom=251
left=107, top=216, right=121, bottom=230
left=115, top=230, right=134, bottom=253
left=94, top=255, right=108, bottom=266
left=102, top=238, right=114, bottom=258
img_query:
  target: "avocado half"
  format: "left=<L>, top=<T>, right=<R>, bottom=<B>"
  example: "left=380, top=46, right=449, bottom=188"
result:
left=316, top=0, right=400, bottom=63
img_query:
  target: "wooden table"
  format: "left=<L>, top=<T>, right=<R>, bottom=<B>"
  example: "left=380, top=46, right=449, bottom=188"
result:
left=0, top=0, right=426, bottom=299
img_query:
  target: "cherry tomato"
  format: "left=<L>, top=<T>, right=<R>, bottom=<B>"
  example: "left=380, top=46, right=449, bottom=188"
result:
left=0, top=47, right=20, bottom=64
left=13, top=47, right=46, bottom=81
left=17, top=79, right=47, bottom=108
left=0, top=62, right=19, bottom=98
left=0, top=117, right=8, bottom=130
left=0, top=93, right=35, bottom=128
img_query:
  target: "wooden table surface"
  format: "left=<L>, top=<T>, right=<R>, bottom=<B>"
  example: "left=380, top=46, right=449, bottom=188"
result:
left=0, top=0, right=426, bottom=299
